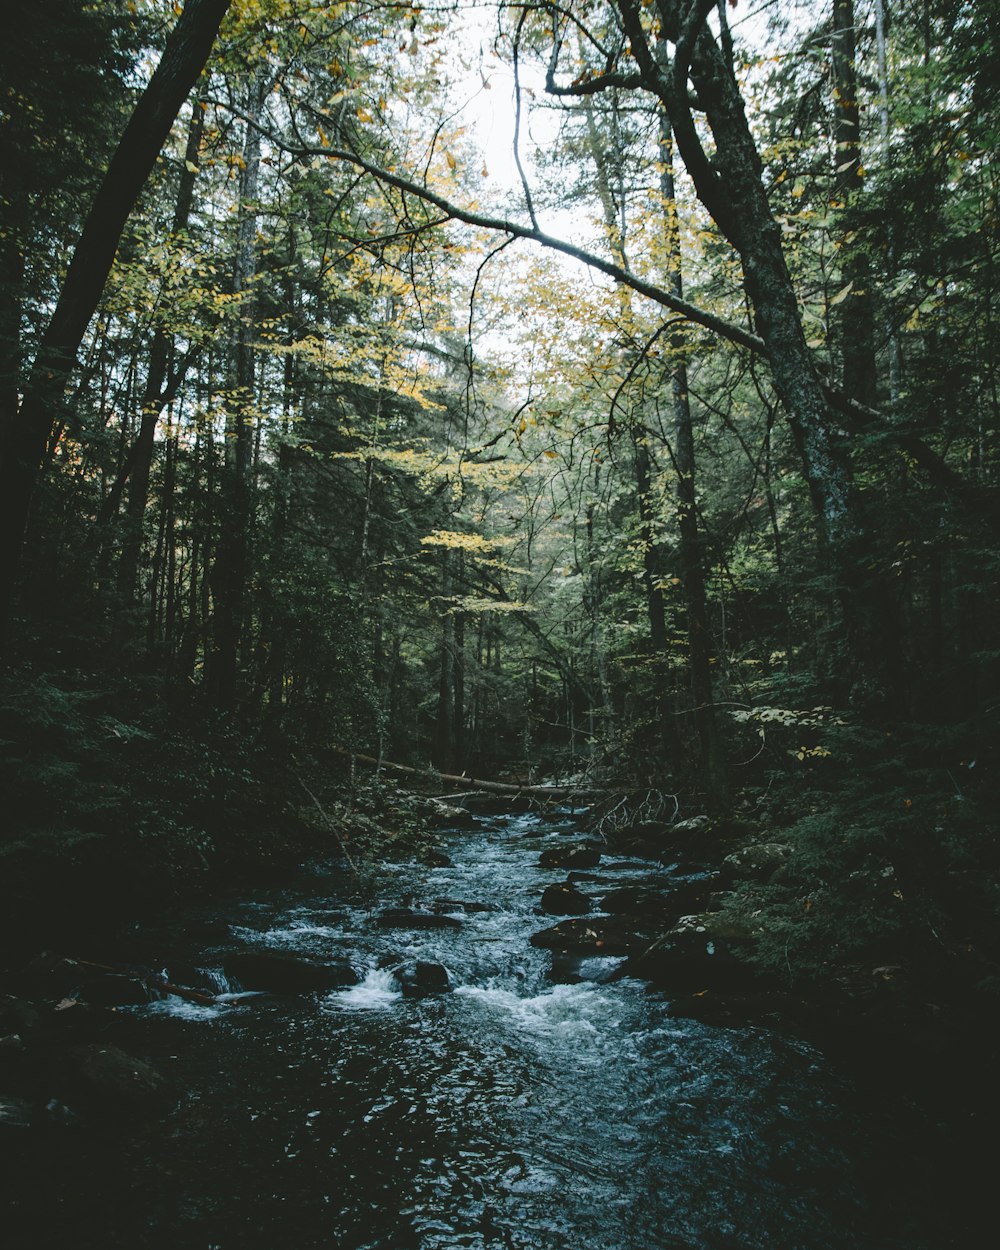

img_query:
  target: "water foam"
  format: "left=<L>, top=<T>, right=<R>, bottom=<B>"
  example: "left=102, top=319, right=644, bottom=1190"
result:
left=456, top=980, right=626, bottom=1045
left=326, top=966, right=401, bottom=1011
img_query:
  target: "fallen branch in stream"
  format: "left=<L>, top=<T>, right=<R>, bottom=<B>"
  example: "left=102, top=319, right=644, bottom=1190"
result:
left=328, top=745, right=607, bottom=801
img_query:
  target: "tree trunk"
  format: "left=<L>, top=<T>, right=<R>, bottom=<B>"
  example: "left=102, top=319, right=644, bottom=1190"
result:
left=434, top=551, right=456, bottom=772
left=0, top=0, right=231, bottom=657
left=208, top=73, right=263, bottom=709
left=658, top=114, right=729, bottom=806
left=616, top=2, right=876, bottom=688
left=114, top=100, right=206, bottom=616
left=831, top=0, right=878, bottom=408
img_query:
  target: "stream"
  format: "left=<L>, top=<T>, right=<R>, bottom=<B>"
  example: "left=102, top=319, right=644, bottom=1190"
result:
left=8, top=808, right=948, bottom=1249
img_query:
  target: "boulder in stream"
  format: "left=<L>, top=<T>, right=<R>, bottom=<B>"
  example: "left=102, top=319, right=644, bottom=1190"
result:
left=539, top=882, right=593, bottom=915
left=626, top=928, right=757, bottom=993
left=79, top=972, right=154, bottom=1007
left=529, top=917, right=641, bottom=956
left=58, top=1043, right=176, bottom=1119
left=224, top=950, right=360, bottom=993
left=538, top=843, right=603, bottom=870
left=393, top=961, right=452, bottom=998
left=599, top=886, right=672, bottom=916
left=374, top=908, right=463, bottom=931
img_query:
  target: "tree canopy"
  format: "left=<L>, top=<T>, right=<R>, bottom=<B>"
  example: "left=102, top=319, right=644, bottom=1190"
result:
left=1, top=0, right=997, bottom=920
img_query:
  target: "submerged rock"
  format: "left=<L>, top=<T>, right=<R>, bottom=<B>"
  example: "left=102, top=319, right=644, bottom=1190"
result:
left=529, top=917, right=640, bottom=956
left=431, top=899, right=498, bottom=914
left=224, top=950, right=359, bottom=993
left=538, top=843, right=603, bottom=870
left=539, top=882, right=593, bottom=915
left=393, top=960, right=452, bottom=998
left=374, top=908, right=463, bottom=931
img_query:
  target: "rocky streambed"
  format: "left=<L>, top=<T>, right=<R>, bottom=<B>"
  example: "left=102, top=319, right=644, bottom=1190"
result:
left=0, top=806, right=987, bottom=1248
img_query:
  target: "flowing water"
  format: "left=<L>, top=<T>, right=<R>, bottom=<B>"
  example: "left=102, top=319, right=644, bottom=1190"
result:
left=10, top=809, right=945, bottom=1249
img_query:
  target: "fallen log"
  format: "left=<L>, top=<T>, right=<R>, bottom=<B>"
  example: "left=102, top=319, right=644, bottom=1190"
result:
left=157, top=979, right=218, bottom=1006
left=328, top=745, right=605, bottom=801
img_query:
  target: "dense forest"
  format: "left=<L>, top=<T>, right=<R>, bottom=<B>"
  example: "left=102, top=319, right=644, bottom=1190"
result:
left=1, top=0, right=999, bottom=1242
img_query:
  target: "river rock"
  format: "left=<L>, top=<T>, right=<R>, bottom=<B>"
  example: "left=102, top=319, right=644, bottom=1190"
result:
left=58, top=1043, right=176, bottom=1118
left=626, top=929, right=756, bottom=993
left=671, top=815, right=712, bottom=835
left=539, top=882, right=593, bottom=915
left=431, top=899, right=498, bottom=914
left=374, top=908, right=463, bottom=931
left=418, top=798, right=477, bottom=829
left=600, top=886, right=671, bottom=916
left=393, top=960, right=452, bottom=998
left=722, top=842, right=792, bottom=883
left=529, top=917, right=641, bottom=956
left=79, top=972, right=154, bottom=1007
left=538, top=843, right=603, bottom=870
left=0, top=995, right=44, bottom=1037
left=224, top=950, right=360, bottom=993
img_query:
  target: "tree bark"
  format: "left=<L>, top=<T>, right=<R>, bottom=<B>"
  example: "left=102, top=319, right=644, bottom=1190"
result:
left=831, top=0, right=878, bottom=408
left=658, top=114, right=729, bottom=805
left=0, top=0, right=231, bottom=657
left=209, top=72, right=263, bottom=709
left=114, top=100, right=206, bottom=614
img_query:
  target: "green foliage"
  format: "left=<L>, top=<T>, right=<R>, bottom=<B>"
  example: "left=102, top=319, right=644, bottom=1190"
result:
left=716, top=728, right=1000, bottom=991
left=0, top=666, right=319, bottom=947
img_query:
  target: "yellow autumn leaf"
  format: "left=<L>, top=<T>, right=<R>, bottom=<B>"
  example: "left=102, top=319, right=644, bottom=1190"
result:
left=829, top=281, right=854, bottom=306
left=445, top=151, right=457, bottom=171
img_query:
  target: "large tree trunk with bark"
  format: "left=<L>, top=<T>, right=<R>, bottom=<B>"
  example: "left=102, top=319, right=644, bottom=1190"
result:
left=114, top=100, right=207, bottom=618
left=208, top=72, right=263, bottom=709
left=616, top=2, right=875, bottom=688
left=0, top=0, right=230, bottom=659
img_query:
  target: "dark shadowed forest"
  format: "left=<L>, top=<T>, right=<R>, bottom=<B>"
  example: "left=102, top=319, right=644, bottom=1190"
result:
left=2, top=2, right=998, bottom=1247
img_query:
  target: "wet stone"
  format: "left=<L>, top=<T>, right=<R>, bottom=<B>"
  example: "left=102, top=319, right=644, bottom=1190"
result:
left=529, top=916, right=641, bottom=956
left=57, top=1043, right=176, bottom=1119
left=79, top=972, right=154, bottom=1007
left=393, top=961, right=452, bottom=998
left=374, top=908, right=464, bottom=931
left=224, top=950, right=360, bottom=993
left=539, top=882, right=593, bottom=916
left=538, top=843, right=603, bottom=870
